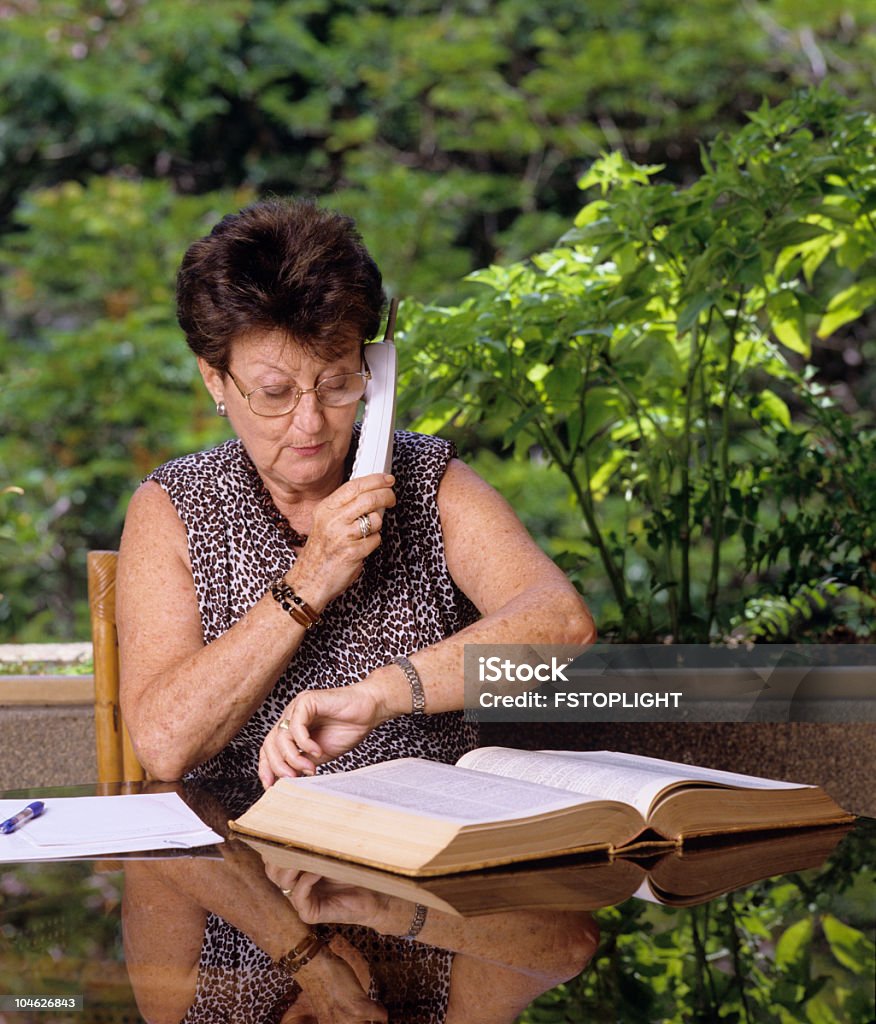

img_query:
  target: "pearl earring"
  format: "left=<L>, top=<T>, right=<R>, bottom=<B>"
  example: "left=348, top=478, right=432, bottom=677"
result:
left=216, top=401, right=227, bottom=417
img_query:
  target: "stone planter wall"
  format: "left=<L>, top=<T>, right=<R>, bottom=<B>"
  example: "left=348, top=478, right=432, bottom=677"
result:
left=0, top=644, right=97, bottom=789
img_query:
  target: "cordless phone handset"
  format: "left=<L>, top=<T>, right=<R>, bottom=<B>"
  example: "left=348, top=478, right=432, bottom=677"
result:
left=351, top=297, right=399, bottom=479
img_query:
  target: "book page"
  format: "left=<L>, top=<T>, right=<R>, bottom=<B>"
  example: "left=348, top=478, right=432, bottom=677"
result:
left=457, top=747, right=661, bottom=816
left=545, top=751, right=807, bottom=798
left=630, top=877, right=663, bottom=905
left=456, top=748, right=806, bottom=818
left=284, top=758, right=598, bottom=824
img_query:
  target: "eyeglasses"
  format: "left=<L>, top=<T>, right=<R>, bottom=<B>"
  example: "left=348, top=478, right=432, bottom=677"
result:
left=226, top=365, right=372, bottom=418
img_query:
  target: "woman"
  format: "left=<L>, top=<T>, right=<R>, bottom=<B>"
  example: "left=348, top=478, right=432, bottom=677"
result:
left=118, top=196, right=595, bottom=787
left=117, top=196, right=596, bottom=1021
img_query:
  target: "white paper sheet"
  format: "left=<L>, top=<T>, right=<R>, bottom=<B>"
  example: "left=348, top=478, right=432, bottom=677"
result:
left=0, top=792, right=223, bottom=861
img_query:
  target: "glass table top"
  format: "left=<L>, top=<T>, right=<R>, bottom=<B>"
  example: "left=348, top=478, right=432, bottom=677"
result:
left=0, top=781, right=873, bottom=1023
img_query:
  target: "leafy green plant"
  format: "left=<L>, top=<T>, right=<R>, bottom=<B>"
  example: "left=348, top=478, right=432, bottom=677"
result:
left=400, top=89, right=876, bottom=641
left=727, top=372, right=876, bottom=642
left=519, top=823, right=876, bottom=1023
left=732, top=579, right=849, bottom=642
left=3, top=83, right=875, bottom=642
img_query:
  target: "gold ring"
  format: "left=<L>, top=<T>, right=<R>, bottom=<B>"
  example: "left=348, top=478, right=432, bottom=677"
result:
left=281, top=888, right=293, bottom=896
left=357, top=512, right=373, bottom=539
left=278, top=719, right=290, bottom=731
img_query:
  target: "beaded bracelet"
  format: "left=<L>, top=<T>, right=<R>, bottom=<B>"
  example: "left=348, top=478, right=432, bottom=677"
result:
left=391, top=655, right=426, bottom=716
left=270, top=578, right=321, bottom=629
left=276, top=931, right=328, bottom=975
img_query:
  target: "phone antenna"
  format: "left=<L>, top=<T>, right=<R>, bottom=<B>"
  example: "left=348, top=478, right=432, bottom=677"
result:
left=384, top=297, right=400, bottom=344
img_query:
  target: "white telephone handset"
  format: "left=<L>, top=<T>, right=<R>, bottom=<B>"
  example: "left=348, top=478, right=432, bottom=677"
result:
left=351, top=297, right=399, bottom=478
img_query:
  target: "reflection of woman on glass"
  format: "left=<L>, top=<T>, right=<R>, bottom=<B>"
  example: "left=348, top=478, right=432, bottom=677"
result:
left=123, top=817, right=389, bottom=1023
left=272, top=866, right=600, bottom=1023
left=117, top=198, right=595, bottom=785
left=122, top=797, right=599, bottom=1024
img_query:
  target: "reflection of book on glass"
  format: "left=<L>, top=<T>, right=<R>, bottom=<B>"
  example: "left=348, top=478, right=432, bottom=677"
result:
left=229, top=748, right=853, bottom=876
left=242, top=825, right=851, bottom=916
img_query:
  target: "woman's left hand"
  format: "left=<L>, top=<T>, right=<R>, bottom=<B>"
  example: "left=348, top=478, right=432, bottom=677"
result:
left=258, top=683, right=382, bottom=788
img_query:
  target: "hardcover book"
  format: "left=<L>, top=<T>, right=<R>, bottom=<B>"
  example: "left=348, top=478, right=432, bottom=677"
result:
left=229, top=747, right=852, bottom=877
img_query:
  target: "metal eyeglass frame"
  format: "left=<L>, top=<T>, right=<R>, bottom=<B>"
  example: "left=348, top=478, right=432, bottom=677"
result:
left=225, top=362, right=372, bottom=418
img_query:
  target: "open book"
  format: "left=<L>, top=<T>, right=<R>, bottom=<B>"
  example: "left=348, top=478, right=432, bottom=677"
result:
left=229, top=747, right=853, bottom=876
left=242, top=824, right=851, bottom=915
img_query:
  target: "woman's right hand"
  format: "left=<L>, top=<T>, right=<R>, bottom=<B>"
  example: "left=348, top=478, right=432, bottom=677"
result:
left=289, top=472, right=395, bottom=611
left=292, top=937, right=388, bottom=1024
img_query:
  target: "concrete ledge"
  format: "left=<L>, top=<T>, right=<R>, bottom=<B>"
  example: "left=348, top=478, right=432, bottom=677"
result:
left=0, top=674, right=95, bottom=704
left=1, top=649, right=872, bottom=813
left=0, top=641, right=92, bottom=666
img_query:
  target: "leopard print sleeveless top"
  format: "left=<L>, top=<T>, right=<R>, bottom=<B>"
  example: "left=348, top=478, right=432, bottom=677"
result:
left=147, top=426, right=479, bottom=781
left=147, top=427, right=480, bottom=1022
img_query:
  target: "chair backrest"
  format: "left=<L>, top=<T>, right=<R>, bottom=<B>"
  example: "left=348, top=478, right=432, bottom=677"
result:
left=87, top=550, right=145, bottom=783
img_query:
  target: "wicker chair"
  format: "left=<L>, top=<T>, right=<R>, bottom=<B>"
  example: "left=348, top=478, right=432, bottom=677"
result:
left=87, top=550, right=145, bottom=783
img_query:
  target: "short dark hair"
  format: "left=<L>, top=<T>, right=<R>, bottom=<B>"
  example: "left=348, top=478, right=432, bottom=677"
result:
left=176, top=197, right=386, bottom=371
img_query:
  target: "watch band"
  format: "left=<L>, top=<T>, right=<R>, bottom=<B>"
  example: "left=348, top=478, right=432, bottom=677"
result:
left=392, top=655, right=426, bottom=715
left=404, top=903, right=428, bottom=940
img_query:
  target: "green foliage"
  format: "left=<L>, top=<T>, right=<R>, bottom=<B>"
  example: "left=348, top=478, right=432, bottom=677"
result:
left=728, top=375, right=876, bottom=641
left=2, top=1, right=876, bottom=298
left=400, top=89, right=876, bottom=640
left=2, top=91, right=876, bottom=641
left=732, top=579, right=850, bottom=642
left=3, top=91, right=876, bottom=641
left=0, top=178, right=238, bottom=638
left=1, top=0, right=875, bottom=640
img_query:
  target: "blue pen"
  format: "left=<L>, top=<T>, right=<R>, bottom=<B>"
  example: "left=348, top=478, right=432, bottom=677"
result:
left=0, top=801, right=45, bottom=834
